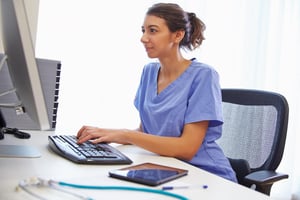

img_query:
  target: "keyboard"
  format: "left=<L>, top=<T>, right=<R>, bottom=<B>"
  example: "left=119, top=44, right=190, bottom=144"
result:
left=48, top=135, right=132, bottom=164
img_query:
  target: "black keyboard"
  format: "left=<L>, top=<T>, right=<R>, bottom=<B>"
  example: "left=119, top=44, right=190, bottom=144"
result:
left=48, top=135, right=132, bottom=164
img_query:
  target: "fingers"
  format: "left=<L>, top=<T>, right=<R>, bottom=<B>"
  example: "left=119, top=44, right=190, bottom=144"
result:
left=76, top=125, right=88, bottom=138
left=76, top=126, right=98, bottom=144
left=76, top=126, right=120, bottom=144
left=90, top=137, right=107, bottom=144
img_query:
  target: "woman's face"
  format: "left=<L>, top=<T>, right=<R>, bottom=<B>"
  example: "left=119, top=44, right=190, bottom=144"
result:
left=141, top=15, right=178, bottom=59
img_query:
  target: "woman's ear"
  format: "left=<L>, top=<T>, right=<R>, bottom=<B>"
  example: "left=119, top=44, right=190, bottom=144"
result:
left=174, top=30, right=185, bottom=43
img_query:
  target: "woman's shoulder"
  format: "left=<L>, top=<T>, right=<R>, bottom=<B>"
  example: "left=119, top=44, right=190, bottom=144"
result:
left=139, top=62, right=160, bottom=80
left=189, top=59, right=219, bottom=76
left=190, top=58, right=215, bottom=70
left=141, top=62, right=160, bottom=75
left=144, top=61, right=160, bottom=69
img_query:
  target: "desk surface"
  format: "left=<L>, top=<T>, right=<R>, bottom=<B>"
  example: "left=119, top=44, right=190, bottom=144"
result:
left=0, top=131, right=273, bottom=200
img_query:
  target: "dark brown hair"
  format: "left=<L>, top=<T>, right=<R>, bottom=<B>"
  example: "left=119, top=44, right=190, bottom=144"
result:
left=146, top=3, right=206, bottom=51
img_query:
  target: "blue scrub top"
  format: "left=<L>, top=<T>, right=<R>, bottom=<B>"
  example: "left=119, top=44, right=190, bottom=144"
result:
left=134, top=59, right=237, bottom=182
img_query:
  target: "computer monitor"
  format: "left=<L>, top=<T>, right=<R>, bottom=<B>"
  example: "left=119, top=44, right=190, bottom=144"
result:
left=0, top=0, right=50, bottom=130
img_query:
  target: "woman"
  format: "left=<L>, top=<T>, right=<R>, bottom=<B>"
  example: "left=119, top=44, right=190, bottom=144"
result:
left=77, top=3, right=237, bottom=183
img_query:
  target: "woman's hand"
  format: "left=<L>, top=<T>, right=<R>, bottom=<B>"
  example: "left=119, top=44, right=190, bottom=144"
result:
left=76, top=125, right=130, bottom=145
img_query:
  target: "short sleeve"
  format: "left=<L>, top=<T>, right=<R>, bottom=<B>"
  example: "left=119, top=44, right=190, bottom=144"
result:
left=184, top=67, right=223, bottom=127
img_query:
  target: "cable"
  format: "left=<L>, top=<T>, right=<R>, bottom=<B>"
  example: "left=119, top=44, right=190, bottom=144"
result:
left=0, top=54, right=7, bottom=72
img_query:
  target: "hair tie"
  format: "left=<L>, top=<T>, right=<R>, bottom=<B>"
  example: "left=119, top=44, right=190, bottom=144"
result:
left=189, top=12, right=196, bottom=19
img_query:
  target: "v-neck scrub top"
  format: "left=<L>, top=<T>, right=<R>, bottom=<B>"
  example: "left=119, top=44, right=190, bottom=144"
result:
left=134, top=60, right=237, bottom=182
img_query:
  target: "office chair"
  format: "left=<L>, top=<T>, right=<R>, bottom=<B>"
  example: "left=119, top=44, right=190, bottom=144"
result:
left=218, top=89, right=289, bottom=195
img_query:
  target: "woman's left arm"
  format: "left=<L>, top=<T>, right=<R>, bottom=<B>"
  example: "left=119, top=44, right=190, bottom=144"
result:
left=120, top=120, right=209, bottom=161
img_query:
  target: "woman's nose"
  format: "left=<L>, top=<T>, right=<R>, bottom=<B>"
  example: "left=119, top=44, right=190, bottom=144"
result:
left=140, top=33, right=148, bottom=43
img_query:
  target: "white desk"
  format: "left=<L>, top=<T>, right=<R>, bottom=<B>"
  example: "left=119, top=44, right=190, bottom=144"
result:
left=0, top=131, right=273, bottom=200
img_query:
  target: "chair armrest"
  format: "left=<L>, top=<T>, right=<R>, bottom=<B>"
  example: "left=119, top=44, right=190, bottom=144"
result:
left=245, top=170, right=288, bottom=185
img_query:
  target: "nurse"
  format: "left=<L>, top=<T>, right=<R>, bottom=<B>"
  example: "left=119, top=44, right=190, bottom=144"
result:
left=77, top=3, right=237, bottom=183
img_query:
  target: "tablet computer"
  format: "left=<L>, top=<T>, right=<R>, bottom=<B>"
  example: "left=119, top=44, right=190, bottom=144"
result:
left=108, top=162, right=188, bottom=186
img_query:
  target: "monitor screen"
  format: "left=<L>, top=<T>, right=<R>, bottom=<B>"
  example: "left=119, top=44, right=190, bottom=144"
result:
left=0, top=0, right=50, bottom=130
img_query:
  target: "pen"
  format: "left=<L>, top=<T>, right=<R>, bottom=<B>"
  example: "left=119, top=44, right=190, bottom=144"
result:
left=162, top=185, right=208, bottom=190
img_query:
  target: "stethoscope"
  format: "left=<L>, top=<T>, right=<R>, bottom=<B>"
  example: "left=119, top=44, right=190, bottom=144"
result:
left=16, top=177, right=189, bottom=200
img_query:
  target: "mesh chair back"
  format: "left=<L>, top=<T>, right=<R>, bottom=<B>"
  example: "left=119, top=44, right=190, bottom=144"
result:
left=218, top=89, right=289, bottom=172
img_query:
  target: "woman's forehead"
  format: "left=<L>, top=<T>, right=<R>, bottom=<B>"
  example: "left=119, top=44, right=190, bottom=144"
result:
left=142, top=15, right=167, bottom=28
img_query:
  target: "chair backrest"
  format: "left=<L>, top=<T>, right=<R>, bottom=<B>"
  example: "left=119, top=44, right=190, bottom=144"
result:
left=218, top=89, right=289, bottom=172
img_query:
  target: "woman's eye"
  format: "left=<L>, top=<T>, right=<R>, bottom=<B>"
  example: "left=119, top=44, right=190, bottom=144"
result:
left=150, top=28, right=157, bottom=33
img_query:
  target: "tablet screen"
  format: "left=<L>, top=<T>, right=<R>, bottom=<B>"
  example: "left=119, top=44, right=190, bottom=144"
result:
left=108, top=162, right=188, bottom=186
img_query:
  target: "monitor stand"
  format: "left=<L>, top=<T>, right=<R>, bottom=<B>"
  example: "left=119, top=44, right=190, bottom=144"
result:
left=0, top=145, right=41, bottom=158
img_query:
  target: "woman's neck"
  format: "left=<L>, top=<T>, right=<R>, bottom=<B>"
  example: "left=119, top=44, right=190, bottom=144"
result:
left=157, top=56, right=191, bottom=94
left=159, top=57, right=191, bottom=79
